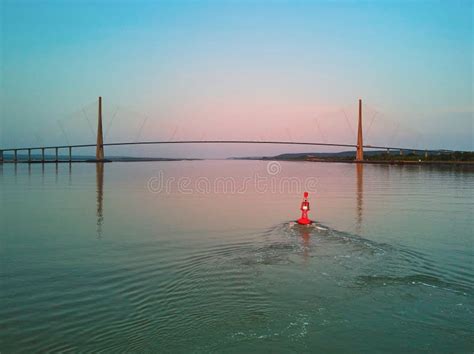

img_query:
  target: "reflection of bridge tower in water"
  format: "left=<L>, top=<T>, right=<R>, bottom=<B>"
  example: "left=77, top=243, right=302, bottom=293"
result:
left=356, top=163, right=364, bottom=234
left=354, top=98, right=364, bottom=233
left=95, top=96, right=105, bottom=238
left=96, top=162, right=104, bottom=238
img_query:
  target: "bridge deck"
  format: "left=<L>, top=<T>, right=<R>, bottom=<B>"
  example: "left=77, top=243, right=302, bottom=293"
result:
left=0, top=140, right=435, bottom=153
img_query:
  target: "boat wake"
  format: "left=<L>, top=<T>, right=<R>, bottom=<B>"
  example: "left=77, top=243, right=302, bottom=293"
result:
left=248, top=221, right=474, bottom=298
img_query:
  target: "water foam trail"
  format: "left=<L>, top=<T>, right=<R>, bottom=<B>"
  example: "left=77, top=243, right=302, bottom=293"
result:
left=278, top=221, right=473, bottom=297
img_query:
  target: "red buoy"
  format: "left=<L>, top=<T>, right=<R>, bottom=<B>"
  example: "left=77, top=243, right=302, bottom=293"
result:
left=297, top=192, right=312, bottom=225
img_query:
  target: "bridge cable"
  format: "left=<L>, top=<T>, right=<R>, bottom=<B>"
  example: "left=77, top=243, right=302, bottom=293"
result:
left=81, top=107, right=96, bottom=141
left=313, top=117, right=327, bottom=143
left=57, top=120, right=70, bottom=146
left=342, top=109, right=356, bottom=140
left=364, top=111, right=378, bottom=142
left=168, top=126, right=179, bottom=141
left=104, top=105, right=119, bottom=140
left=134, top=116, right=149, bottom=142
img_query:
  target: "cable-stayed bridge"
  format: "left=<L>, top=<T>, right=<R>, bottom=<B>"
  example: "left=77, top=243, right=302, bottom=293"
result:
left=0, top=97, right=453, bottom=163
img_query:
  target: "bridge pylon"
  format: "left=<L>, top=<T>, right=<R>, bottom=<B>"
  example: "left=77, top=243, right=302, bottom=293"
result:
left=356, top=98, right=364, bottom=162
left=96, top=96, right=105, bottom=161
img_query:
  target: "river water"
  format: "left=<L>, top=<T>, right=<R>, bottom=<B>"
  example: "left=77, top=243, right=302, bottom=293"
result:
left=0, top=161, right=473, bottom=353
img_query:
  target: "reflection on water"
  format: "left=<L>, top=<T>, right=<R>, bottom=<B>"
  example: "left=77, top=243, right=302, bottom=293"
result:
left=356, top=163, right=363, bottom=234
left=96, top=163, right=104, bottom=239
left=0, top=161, right=473, bottom=353
left=294, top=224, right=311, bottom=264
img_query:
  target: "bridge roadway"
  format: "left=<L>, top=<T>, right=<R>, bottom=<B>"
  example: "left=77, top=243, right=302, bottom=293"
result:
left=0, top=139, right=434, bottom=152
left=0, top=140, right=445, bottom=162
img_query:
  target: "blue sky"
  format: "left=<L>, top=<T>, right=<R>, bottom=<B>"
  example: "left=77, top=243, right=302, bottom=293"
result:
left=1, top=0, right=472, bottom=156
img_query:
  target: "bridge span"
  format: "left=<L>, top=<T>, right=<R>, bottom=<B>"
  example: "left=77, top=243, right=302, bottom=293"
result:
left=0, top=140, right=434, bottom=163
left=0, top=98, right=447, bottom=163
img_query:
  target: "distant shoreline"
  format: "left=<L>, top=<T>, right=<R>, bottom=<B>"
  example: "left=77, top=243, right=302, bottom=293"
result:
left=252, top=158, right=474, bottom=166
left=231, top=150, right=474, bottom=166
left=2, top=150, right=473, bottom=166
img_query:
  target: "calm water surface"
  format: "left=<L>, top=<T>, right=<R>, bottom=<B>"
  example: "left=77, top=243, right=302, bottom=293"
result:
left=1, top=161, right=473, bottom=353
